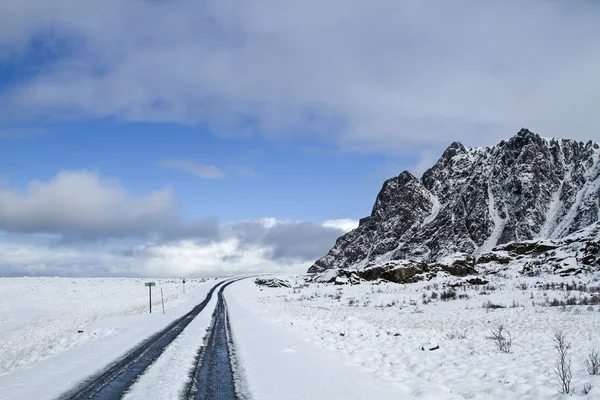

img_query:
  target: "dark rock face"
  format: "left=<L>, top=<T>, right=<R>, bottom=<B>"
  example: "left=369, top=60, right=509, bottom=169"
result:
left=309, top=129, right=600, bottom=273
left=327, top=222, right=600, bottom=284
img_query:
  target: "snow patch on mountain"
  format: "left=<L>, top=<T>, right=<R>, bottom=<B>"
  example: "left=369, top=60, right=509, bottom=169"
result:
left=475, top=183, right=505, bottom=257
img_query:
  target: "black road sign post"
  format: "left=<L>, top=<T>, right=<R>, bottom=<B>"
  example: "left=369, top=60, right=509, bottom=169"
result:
left=145, top=282, right=156, bottom=313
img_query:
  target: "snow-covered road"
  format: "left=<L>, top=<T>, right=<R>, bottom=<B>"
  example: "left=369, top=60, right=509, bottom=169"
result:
left=184, top=280, right=240, bottom=400
left=60, top=280, right=231, bottom=400
left=9, top=275, right=585, bottom=399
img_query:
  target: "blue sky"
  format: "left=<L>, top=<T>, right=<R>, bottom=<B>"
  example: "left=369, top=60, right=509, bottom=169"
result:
left=0, top=121, right=417, bottom=223
left=1, top=0, right=599, bottom=277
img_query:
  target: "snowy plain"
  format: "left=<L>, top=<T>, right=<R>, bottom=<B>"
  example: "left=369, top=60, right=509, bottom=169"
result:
left=0, top=277, right=218, bottom=399
left=244, top=272, right=600, bottom=399
left=1, top=272, right=599, bottom=400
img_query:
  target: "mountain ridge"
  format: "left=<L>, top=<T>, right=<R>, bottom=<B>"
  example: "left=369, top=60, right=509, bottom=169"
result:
left=309, top=129, right=600, bottom=273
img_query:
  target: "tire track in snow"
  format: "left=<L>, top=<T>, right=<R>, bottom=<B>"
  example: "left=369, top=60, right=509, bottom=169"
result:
left=183, top=279, right=245, bottom=400
left=57, top=279, right=232, bottom=400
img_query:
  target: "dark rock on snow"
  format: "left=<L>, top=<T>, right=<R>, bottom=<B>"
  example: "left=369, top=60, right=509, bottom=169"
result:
left=254, top=278, right=291, bottom=288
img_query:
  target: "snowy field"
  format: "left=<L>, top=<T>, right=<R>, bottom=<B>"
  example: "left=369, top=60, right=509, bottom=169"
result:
left=242, top=273, right=600, bottom=399
left=1, top=274, right=599, bottom=399
left=0, top=277, right=217, bottom=399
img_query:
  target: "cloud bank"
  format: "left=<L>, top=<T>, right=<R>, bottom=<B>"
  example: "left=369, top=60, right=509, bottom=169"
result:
left=1, top=0, right=599, bottom=151
left=0, top=171, right=348, bottom=277
left=0, top=171, right=177, bottom=237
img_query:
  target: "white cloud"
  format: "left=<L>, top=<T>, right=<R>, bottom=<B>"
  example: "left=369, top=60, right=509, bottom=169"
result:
left=0, top=170, right=176, bottom=236
left=0, top=171, right=349, bottom=276
left=0, top=232, right=318, bottom=277
left=0, top=237, right=138, bottom=277
left=323, top=219, right=359, bottom=233
left=139, top=239, right=311, bottom=278
left=1, top=0, right=599, bottom=152
left=157, top=159, right=225, bottom=179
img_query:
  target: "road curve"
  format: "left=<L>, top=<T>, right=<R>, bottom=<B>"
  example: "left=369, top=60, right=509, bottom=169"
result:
left=58, top=279, right=230, bottom=400
left=183, top=280, right=241, bottom=400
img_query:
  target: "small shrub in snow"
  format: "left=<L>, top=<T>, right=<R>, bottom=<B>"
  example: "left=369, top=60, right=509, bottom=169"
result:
left=440, top=289, right=457, bottom=301
left=566, top=297, right=578, bottom=306
left=430, top=291, right=439, bottom=300
left=549, top=298, right=562, bottom=307
left=554, top=331, right=572, bottom=394
left=488, top=324, right=512, bottom=353
left=385, top=300, right=398, bottom=307
left=482, top=300, right=505, bottom=309
left=584, top=349, right=600, bottom=375
left=458, top=293, right=469, bottom=300
left=517, top=282, right=528, bottom=290
left=583, top=383, right=592, bottom=395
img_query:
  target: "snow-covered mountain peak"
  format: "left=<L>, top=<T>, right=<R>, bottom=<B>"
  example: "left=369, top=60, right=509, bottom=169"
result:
left=310, top=129, right=600, bottom=273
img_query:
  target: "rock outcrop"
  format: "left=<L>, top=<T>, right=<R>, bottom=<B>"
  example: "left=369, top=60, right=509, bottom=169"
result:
left=316, top=222, right=600, bottom=285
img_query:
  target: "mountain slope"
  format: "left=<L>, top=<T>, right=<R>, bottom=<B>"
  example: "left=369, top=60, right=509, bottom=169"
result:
left=310, top=129, right=600, bottom=273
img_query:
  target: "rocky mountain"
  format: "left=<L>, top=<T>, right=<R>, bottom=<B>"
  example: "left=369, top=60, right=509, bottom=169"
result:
left=309, top=129, right=600, bottom=273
